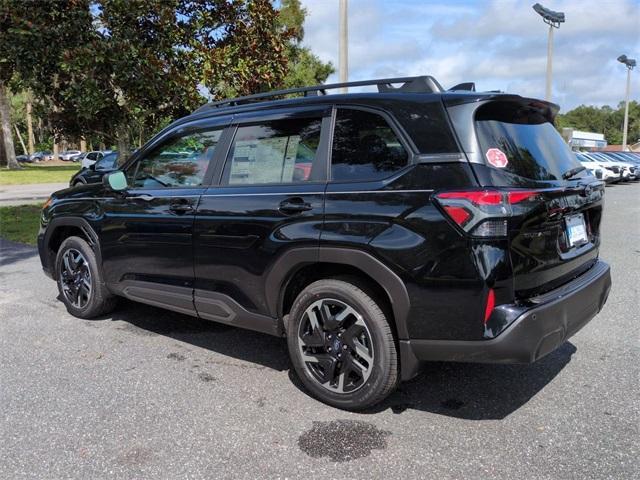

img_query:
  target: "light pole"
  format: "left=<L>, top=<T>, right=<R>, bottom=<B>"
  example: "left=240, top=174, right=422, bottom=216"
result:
left=532, top=3, right=565, bottom=101
left=339, top=0, right=348, bottom=93
left=617, top=54, right=636, bottom=151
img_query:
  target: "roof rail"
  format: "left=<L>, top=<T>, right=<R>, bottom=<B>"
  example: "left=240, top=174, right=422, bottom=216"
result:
left=193, top=75, right=444, bottom=113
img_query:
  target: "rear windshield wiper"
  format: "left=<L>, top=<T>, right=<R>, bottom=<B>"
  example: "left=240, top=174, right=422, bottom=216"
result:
left=562, top=166, right=586, bottom=180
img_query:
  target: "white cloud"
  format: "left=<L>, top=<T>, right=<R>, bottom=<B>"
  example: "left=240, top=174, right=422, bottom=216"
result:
left=301, top=0, right=640, bottom=110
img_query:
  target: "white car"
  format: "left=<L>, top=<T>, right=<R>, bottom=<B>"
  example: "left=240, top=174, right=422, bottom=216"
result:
left=579, top=153, right=625, bottom=183
left=81, top=150, right=111, bottom=169
left=575, top=153, right=618, bottom=183
left=587, top=152, right=633, bottom=181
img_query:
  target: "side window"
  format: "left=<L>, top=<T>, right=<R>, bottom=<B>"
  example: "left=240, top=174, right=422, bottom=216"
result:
left=95, top=153, right=119, bottom=171
left=87, top=152, right=98, bottom=161
left=129, top=129, right=222, bottom=188
left=224, top=117, right=322, bottom=185
left=331, top=109, right=408, bottom=182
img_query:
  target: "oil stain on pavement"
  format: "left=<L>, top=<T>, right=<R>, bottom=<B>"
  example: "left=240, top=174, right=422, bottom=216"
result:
left=298, top=420, right=391, bottom=462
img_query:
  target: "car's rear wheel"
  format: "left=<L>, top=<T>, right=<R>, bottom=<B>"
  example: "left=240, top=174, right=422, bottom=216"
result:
left=287, top=278, right=398, bottom=410
left=56, top=236, right=117, bottom=318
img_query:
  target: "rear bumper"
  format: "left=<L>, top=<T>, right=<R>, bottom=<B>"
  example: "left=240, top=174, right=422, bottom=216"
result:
left=401, top=260, right=611, bottom=374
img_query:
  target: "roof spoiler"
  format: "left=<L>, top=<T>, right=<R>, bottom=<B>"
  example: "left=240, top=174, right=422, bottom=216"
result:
left=448, top=82, right=476, bottom=92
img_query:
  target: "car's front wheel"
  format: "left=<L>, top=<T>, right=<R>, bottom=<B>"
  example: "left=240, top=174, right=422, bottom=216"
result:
left=56, top=236, right=116, bottom=318
left=287, top=278, right=398, bottom=410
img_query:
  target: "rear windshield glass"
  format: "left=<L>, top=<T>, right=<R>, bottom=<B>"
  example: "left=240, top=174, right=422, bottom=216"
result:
left=475, top=102, right=581, bottom=182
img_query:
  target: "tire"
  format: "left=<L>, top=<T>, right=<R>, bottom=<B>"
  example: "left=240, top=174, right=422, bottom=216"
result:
left=55, top=236, right=117, bottom=318
left=287, top=278, right=398, bottom=410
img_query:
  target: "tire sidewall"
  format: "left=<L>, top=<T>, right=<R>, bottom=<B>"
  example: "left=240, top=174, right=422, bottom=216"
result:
left=287, top=280, right=396, bottom=410
left=55, top=236, right=104, bottom=318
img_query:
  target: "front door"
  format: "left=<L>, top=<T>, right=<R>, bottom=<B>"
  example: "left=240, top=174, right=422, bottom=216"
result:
left=193, top=108, right=331, bottom=332
left=99, top=122, right=228, bottom=314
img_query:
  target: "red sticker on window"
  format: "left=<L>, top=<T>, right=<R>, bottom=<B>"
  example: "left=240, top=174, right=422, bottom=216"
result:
left=485, top=148, right=509, bottom=168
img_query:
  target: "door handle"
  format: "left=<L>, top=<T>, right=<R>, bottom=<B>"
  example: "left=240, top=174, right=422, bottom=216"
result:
left=169, top=201, right=195, bottom=214
left=135, top=194, right=155, bottom=201
left=279, top=198, right=313, bottom=214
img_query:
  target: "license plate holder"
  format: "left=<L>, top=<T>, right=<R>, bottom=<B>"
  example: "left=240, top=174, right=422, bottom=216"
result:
left=565, top=213, right=588, bottom=247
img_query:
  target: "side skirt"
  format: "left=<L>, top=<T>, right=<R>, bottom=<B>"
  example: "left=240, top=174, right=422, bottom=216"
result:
left=194, top=289, right=281, bottom=337
left=111, top=280, right=281, bottom=337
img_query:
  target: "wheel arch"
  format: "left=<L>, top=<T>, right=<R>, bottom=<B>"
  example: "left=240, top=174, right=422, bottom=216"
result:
left=44, top=217, right=102, bottom=274
left=266, top=247, right=411, bottom=339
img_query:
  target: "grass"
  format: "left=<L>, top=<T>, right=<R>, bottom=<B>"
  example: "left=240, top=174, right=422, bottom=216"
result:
left=0, top=163, right=80, bottom=185
left=0, top=205, right=42, bottom=245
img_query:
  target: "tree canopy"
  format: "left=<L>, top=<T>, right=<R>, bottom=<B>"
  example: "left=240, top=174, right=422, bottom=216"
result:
left=0, top=0, right=333, bottom=160
left=556, top=101, right=640, bottom=146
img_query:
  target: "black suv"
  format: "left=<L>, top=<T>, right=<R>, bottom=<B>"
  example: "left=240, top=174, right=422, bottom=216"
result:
left=38, top=76, right=611, bottom=410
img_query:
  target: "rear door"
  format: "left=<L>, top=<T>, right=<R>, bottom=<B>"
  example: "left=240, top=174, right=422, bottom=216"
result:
left=193, top=107, right=331, bottom=328
left=100, top=119, right=228, bottom=313
left=468, top=98, right=605, bottom=297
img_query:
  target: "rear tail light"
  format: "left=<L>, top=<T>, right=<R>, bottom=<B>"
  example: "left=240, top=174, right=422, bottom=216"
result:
left=484, top=288, right=495, bottom=324
left=434, top=189, right=541, bottom=237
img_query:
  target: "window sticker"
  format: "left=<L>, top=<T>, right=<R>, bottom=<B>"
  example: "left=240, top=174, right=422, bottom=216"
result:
left=485, top=148, right=509, bottom=168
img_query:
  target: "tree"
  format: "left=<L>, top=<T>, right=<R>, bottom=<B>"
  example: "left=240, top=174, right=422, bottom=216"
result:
left=278, top=0, right=334, bottom=89
left=1, top=0, right=330, bottom=162
left=556, top=101, right=640, bottom=146
left=0, top=1, right=21, bottom=168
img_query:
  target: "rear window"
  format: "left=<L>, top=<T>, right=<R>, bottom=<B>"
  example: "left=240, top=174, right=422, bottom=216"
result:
left=475, top=101, right=581, bottom=182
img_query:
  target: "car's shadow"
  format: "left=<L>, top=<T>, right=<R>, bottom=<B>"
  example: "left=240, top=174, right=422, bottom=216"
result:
left=97, top=299, right=290, bottom=372
left=0, top=238, right=38, bottom=267
left=96, top=299, right=576, bottom=420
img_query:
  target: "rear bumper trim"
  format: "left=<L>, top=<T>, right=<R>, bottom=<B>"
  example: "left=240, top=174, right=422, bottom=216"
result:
left=406, top=260, right=611, bottom=364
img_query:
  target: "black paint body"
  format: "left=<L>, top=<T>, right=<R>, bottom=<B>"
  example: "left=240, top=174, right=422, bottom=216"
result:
left=38, top=91, right=611, bottom=377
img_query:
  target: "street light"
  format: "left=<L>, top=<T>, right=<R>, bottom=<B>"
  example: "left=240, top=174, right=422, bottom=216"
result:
left=532, top=3, right=565, bottom=101
left=339, top=0, right=348, bottom=93
left=617, top=54, right=636, bottom=151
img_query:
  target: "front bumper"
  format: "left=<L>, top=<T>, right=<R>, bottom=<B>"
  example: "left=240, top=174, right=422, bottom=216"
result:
left=400, top=260, right=611, bottom=376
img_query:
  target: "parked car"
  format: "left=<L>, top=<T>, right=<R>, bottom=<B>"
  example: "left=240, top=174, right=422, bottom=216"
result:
left=597, top=152, right=639, bottom=180
left=30, top=150, right=52, bottom=162
left=70, top=152, right=119, bottom=187
left=612, top=152, right=640, bottom=166
left=580, top=153, right=623, bottom=183
left=70, top=152, right=85, bottom=162
left=575, top=153, right=617, bottom=184
left=81, top=150, right=112, bottom=169
left=587, top=152, right=634, bottom=181
left=38, top=76, right=611, bottom=410
left=16, top=154, right=34, bottom=163
left=60, top=150, right=82, bottom=161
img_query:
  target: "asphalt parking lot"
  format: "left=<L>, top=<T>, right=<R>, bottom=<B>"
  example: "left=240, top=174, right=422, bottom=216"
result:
left=1, top=184, right=638, bottom=479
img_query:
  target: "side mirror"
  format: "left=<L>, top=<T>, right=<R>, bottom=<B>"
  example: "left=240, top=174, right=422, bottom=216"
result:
left=103, top=170, right=128, bottom=192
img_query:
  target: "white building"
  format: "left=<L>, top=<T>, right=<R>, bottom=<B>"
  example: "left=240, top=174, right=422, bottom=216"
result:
left=562, top=128, right=607, bottom=150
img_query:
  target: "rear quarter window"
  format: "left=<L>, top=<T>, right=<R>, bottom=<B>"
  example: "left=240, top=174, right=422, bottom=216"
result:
left=383, top=100, right=459, bottom=154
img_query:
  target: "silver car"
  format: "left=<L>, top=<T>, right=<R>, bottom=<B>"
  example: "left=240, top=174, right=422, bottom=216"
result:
left=60, top=150, right=82, bottom=161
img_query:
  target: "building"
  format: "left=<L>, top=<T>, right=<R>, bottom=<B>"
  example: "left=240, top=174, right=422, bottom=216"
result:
left=599, top=142, right=640, bottom=152
left=561, top=128, right=607, bottom=150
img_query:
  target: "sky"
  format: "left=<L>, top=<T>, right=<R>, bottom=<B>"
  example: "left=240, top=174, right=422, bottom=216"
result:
left=299, top=0, right=640, bottom=111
